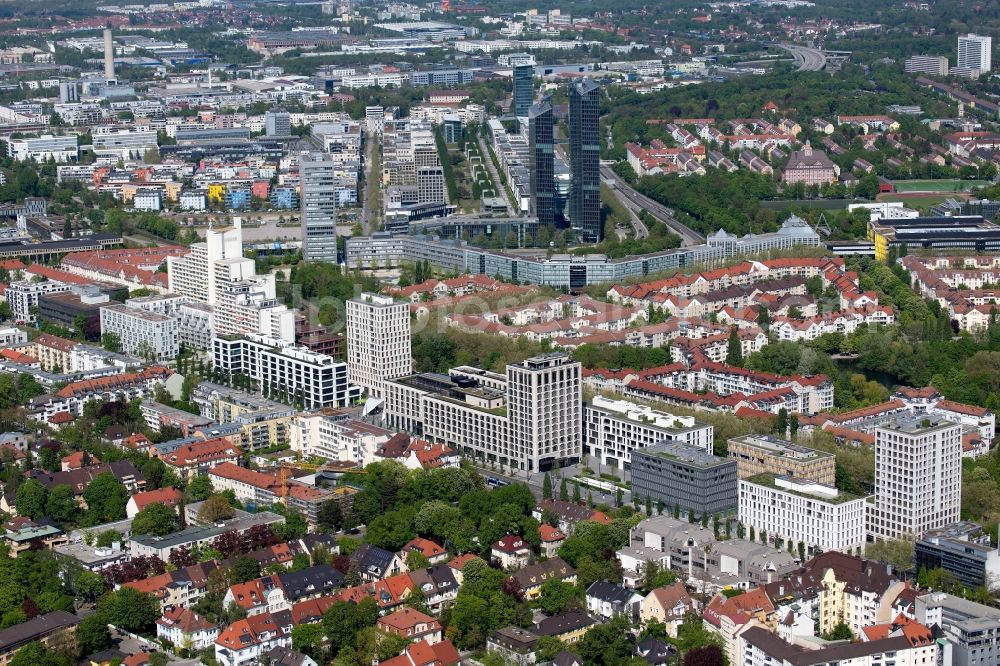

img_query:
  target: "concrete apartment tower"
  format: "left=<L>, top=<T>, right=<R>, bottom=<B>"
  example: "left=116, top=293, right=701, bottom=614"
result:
left=346, top=293, right=412, bottom=398
left=869, top=418, right=962, bottom=540
left=103, top=28, right=115, bottom=80
left=300, top=156, right=339, bottom=262
left=506, top=354, right=582, bottom=473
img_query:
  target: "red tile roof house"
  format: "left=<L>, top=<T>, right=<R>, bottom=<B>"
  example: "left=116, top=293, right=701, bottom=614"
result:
left=126, top=487, right=182, bottom=519
left=539, top=524, right=566, bottom=558
left=156, top=607, right=221, bottom=650
left=380, top=639, right=459, bottom=666
left=377, top=607, right=443, bottom=645
left=402, top=537, right=448, bottom=565
left=214, top=612, right=292, bottom=666
left=491, top=535, right=531, bottom=569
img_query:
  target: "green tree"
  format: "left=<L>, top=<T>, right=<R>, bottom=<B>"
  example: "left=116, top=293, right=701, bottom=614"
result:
left=45, top=485, right=77, bottom=523
left=187, top=475, right=214, bottom=501
left=542, top=473, right=553, bottom=500
left=76, top=571, right=106, bottom=601
left=559, top=478, right=569, bottom=502
left=536, top=579, right=581, bottom=615
left=131, top=503, right=178, bottom=537
left=317, top=500, right=343, bottom=533
left=823, top=622, right=855, bottom=641
left=97, top=587, right=160, bottom=633
left=230, top=556, right=262, bottom=584
left=323, top=597, right=379, bottom=654
left=76, top=613, right=112, bottom=655
left=101, top=332, right=121, bottom=352
left=726, top=326, right=743, bottom=366
left=83, top=473, right=128, bottom=524
left=275, top=511, right=308, bottom=541
left=15, top=479, right=47, bottom=519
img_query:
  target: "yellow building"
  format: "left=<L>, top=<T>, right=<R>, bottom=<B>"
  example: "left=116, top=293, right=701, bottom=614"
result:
left=511, top=557, right=577, bottom=600
left=33, top=333, right=77, bottom=372
left=207, top=182, right=227, bottom=204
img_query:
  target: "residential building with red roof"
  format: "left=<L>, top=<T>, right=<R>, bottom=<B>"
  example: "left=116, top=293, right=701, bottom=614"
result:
left=379, top=639, right=459, bottom=666
left=491, top=535, right=531, bottom=569
left=126, top=487, right=182, bottom=518
left=160, top=438, right=241, bottom=482
left=156, top=607, right=221, bottom=649
left=402, top=537, right=448, bottom=565
left=377, top=608, right=443, bottom=645
left=214, top=612, right=292, bottom=666
left=538, top=523, right=566, bottom=558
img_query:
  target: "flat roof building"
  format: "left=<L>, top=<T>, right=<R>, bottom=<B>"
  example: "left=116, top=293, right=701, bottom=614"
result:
left=630, top=441, right=737, bottom=517
left=727, top=434, right=835, bottom=486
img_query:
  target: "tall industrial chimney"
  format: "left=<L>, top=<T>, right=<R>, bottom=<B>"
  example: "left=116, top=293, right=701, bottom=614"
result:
left=103, top=28, right=115, bottom=80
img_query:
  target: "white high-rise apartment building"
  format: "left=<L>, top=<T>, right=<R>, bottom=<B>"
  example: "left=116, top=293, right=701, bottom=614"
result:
left=213, top=334, right=361, bottom=409
left=167, top=222, right=242, bottom=305
left=167, top=220, right=295, bottom=343
left=958, top=33, right=992, bottom=73
left=869, top=418, right=962, bottom=540
left=346, top=293, right=412, bottom=397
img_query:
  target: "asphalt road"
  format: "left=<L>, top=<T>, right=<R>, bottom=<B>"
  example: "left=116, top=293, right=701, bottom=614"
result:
left=776, top=43, right=827, bottom=71
left=600, top=165, right=705, bottom=246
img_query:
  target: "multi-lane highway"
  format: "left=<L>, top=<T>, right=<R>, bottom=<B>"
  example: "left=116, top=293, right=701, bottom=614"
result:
left=775, top=43, right=827, bottom=72
left=600, top=165, right=705, bottom=247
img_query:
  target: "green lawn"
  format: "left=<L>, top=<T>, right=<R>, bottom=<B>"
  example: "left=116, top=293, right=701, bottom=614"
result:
left=877, top=194, right=954, bottom=209
left=890, top=179, right=990, bottom=193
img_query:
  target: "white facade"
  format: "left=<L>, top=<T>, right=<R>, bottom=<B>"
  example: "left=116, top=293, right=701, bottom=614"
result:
left=167, top=222, right=294, bottom=344
left=584, top=396, right=713, bottom=473
left=133, top=188, right=162, bottom=212
left=100, top=304, right=179, bottom=362
left=8, top=135, right=78, bottom=162
left=212, top=334, right=361, bottom=409
left=346, top=293, right=412, bottom=397
left=385, top=354, right=582, bottom=472
left=300, top=157, right=338, bottom=263
left=290, top=413, right=392, bottom=463
left=869, top=419, right=962, bottom=540
left=738, top=477, right=867, bottom=554
left=6, top=280, right=71, bottom=323
left=958, top=33, right=992, bottom=73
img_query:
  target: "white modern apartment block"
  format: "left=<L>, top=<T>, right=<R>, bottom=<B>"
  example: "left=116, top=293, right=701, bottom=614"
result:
left=869, top=418, right=962, bottom=540
left=8, top=135, right=78, bottom=162
left=903, top=55, right=949, bottom=76
left=167, top=221, right=294, bottom=343
left=385, top=354, right=582, bottom=472
left=958, top=33, right=992, bottom=73
left=738, top=476, right=867, bottom=554
left=583, top=395, right=713, bottom=473
left=91, top=128, right=158, bottom=160
left=100, top=303, right=179, bottom=362
left=127, top=294, right=215, bottom=350
left=291, top=412, right=393, bottom=463
left=212, top=334, right=361, bottom=409
left=6, top=279, right=71, bottom=323
left=133, top=188, right=162, bottom=212
left=346, top=293, right=412, bottom=398
left=168, top=223, right=242, bottom=305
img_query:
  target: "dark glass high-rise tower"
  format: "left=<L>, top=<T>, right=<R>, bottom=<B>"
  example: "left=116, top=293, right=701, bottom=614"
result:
left=513, top=63, right=534, bottom=118
left=528, top=99, right=554, bottom=228
left=569, top=78, right=601, bottom=242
